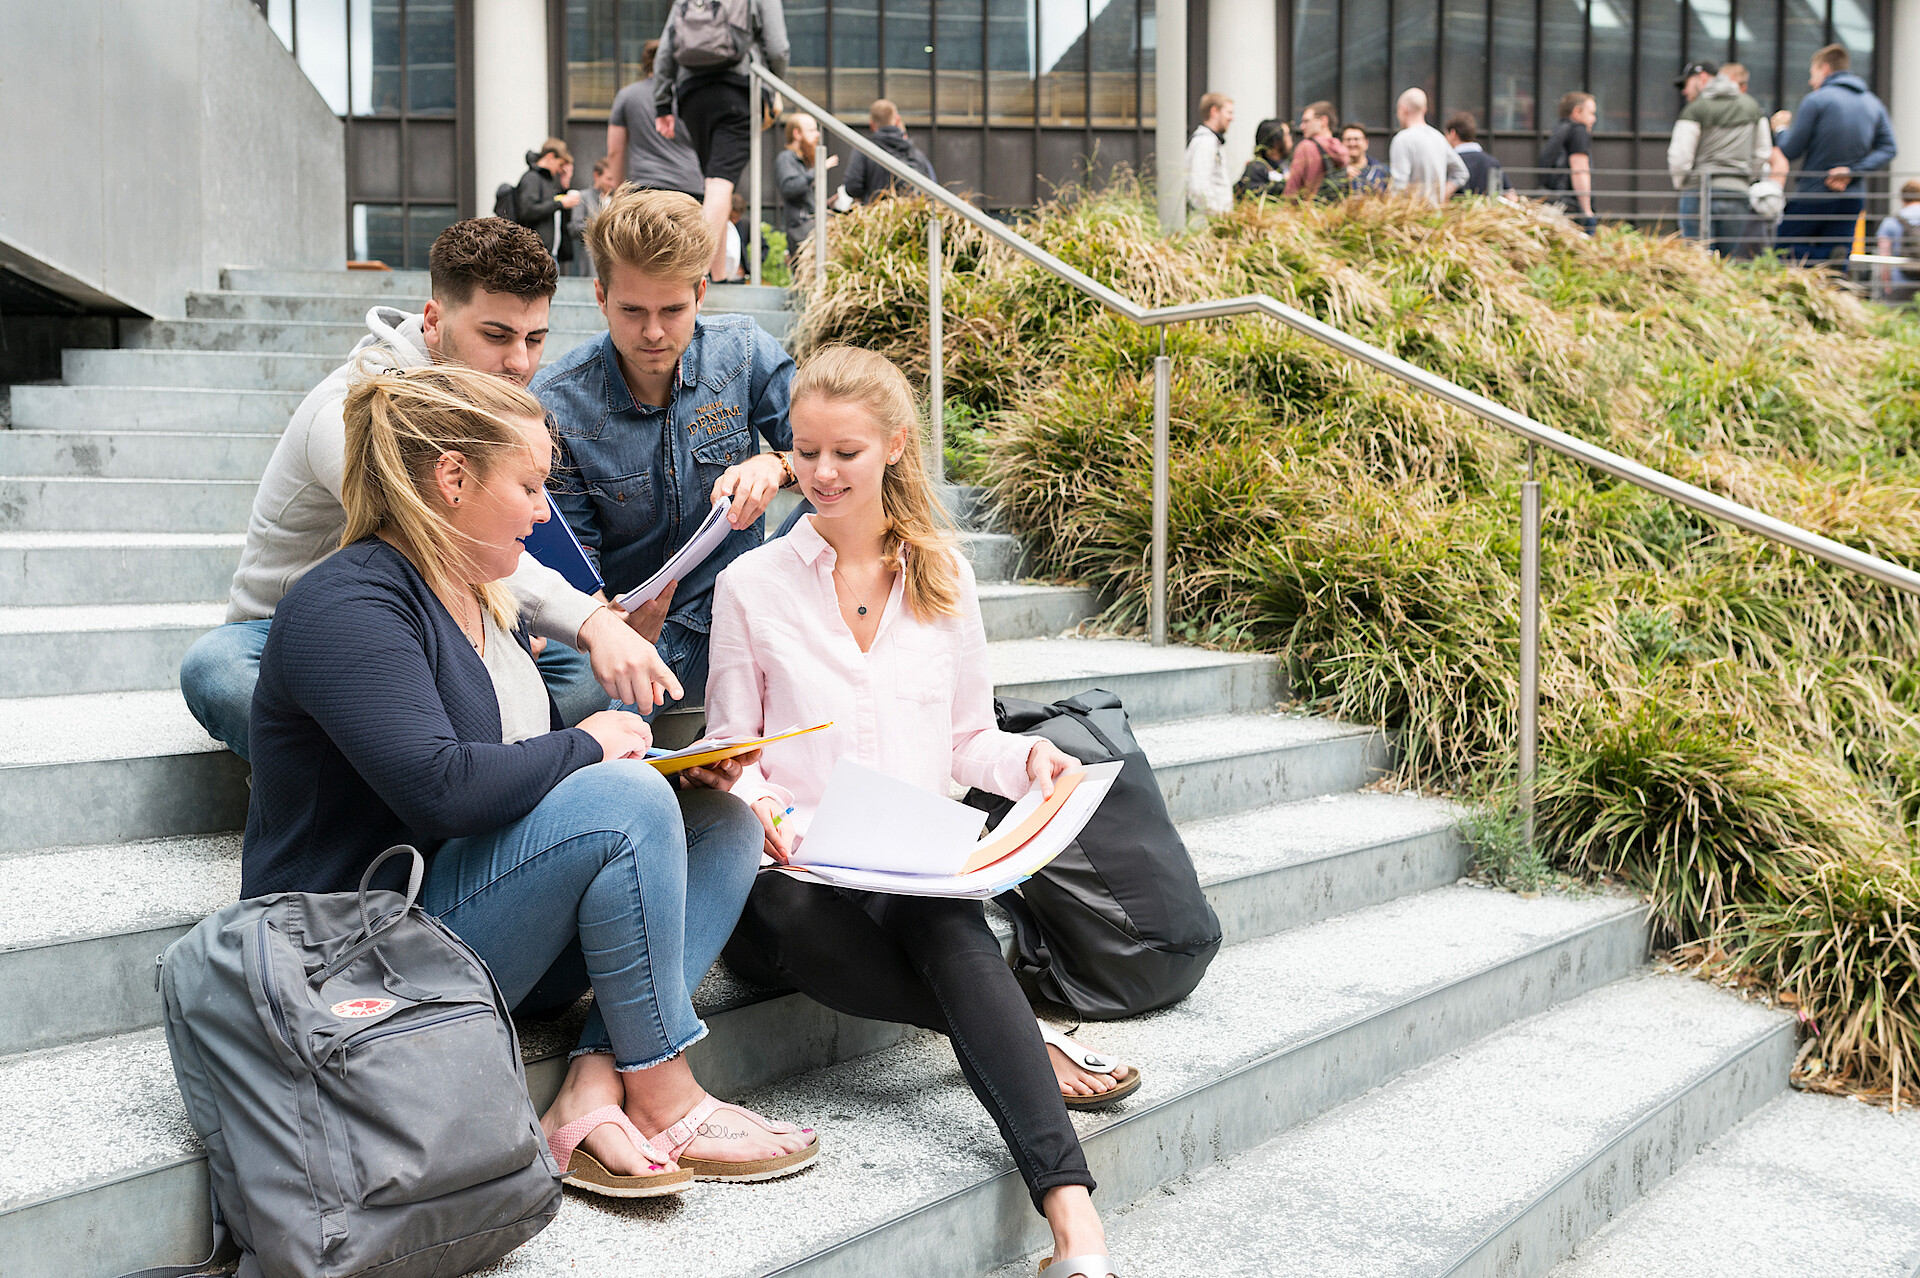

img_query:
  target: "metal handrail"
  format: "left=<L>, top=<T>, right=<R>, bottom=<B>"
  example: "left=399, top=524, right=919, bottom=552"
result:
left=747, top=63, right=1920, bottom=843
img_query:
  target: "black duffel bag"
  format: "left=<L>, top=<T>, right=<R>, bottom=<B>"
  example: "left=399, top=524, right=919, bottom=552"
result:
left=967, top=689, right=1222, bottom=1020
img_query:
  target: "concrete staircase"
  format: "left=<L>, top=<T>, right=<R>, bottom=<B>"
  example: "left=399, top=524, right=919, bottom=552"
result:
left=0, top=270, right=1841, bottom=1278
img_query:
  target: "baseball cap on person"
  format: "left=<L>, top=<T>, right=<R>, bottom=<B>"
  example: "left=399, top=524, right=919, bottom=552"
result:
left=1673, top=61, right=1717, bottom=87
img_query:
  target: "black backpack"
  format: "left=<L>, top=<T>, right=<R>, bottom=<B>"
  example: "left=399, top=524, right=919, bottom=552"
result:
left=967, top=690, right=1223, bottom=1020
left=492, top=182, right=516, bottom=220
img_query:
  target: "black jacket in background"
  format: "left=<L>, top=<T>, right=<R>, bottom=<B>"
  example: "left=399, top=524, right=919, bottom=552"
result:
left=243, top=538, right=600, bottom=897
left=513, top=163, right=571, bottom=255
left=843, top=126, right=936, bottom=203
left=1454, top=148, right=1512, bottom=197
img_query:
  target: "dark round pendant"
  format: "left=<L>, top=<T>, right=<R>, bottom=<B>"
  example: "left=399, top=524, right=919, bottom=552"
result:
left=857, top=605, right=868, bottom=615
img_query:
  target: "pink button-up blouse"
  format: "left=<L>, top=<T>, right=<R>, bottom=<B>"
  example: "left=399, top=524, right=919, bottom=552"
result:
left=704, top=515, right=1037, bottom=841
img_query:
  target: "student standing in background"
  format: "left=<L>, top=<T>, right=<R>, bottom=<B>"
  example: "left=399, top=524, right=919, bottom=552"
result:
left=1539, top=92, right=1598, bottom=233
left=1388, top=89, right=1469, bottom=204
left=1185, top=92, right=1235, bottom=218
left=1446, top=113, right=1511, bottom=198
left=841, top=99, right=937, bottom=203
left=607, top=39, right=705, bottom=201
left=776, top=112, right=833, bottom=270
left=1342, top=124, right=1391, bottom=194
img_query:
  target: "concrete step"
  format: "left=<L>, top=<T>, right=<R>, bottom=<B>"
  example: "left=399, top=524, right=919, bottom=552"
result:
left=1549, top=1090, right=1920, bottom=1278
left=0, top=639, right=1284, bottom=853
left=988, top=974, right=1795, bottom=1278
left=63, top=348, right=339, bottom=392
left=961, top=529, right=1027, bottom=582
left=0, top=476, right=255, bottom=533
left=0, top=690, right=247, bottom=856
left=0, top=532, right=243, bottom=606
left=0, top=603, right=223, bottom=699
left=10, top=386, right=305, bottom=430
left=0, top=584, right=1096, bottom=699
left=0, top=785, right=1451, bottom=1057
left=0, top=883, right=1650, bottom=1278
left=0, top=430, right=280, bottom=480
left=121, top=317, right=611, bottom=362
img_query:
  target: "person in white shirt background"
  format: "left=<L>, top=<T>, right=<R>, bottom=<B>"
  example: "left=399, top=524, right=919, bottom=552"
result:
left=1185, top=91, right=1236, bottom=218
left=1388, top=87, right=1469, bottom=204
left=705, top=346, right=1140, bottom=1278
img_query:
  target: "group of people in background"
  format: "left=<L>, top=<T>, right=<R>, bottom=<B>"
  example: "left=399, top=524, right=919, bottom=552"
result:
left=1186, top=40, right=1900, bottom=274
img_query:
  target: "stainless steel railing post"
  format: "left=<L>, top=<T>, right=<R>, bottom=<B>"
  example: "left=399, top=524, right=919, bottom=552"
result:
left=1151, top=353, right=1170, bottom=647
left=749, top=86, right=763, bottom=287
left=1519, top=443, right=1540, bottom=850
left=928, top=214, right=944, bottom=484
left=813, top=137, right=828, bottom=291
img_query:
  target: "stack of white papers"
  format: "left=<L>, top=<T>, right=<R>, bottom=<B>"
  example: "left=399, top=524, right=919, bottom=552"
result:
left=772, top=759, right=1123, bottom=898
left=615, top=496, right=734, bottom=609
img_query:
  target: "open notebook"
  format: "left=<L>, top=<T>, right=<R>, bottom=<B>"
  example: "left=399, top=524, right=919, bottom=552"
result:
left=771, top=759, right=1123, bottom=898
left=644, top=721, right=830, bottom=776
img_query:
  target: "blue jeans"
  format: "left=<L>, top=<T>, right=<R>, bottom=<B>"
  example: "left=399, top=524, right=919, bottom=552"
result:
left=1779, top=192, right=1864, bottom=262
left=1678, top=189, right=1699, bottom=242
left=180, top=618, right=606, bottom=760
left=627, top=619, right=712, bottom=721
left=422, top=761, right=762, bottom=1070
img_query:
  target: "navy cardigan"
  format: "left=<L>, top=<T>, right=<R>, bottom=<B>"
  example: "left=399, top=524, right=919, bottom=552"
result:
left=242, top=538, right=603, bottom=897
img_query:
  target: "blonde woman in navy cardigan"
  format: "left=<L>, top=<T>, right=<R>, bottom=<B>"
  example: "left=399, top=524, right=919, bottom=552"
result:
left=244, top=364, right=818, bottom=1197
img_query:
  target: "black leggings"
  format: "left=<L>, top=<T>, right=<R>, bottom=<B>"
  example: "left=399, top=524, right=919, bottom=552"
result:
left=723, top=872, right=1095, bottom=1212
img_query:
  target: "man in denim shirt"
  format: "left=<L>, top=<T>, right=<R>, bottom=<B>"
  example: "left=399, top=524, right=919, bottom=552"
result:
left=535, top=188, right=796, bottom=715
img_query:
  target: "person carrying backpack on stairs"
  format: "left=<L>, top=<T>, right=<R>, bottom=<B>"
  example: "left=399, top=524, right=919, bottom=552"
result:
left=653, top=0, right=790, bottom=283
left=1874, top=178, right=1920, bottom=304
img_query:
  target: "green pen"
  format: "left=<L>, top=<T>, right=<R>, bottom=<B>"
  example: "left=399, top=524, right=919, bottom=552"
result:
left=771, top=805, right=795, bottom=828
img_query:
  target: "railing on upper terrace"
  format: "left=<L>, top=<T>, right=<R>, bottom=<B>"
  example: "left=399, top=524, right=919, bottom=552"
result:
left=744, top=65, right=1920, bottom=848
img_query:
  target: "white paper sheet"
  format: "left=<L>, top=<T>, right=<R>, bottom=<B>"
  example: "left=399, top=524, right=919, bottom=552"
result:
left=778, top=761, right=1123, bottom=898
left=790, top=759, right=989, bottom=876
left=613, top=496, right=733, bottom=610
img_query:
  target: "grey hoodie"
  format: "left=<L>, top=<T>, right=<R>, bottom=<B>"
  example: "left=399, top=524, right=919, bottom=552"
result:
left=225, top=307, right=600, bottom=649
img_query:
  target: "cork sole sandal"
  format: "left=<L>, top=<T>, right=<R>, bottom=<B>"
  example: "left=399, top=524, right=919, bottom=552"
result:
left=649, top=1094, right=820, bottom=1182
left=1039, top=1020, right=1144, bottom=1110
left=547, top=1104, right=694, bottom=1198
left=1040, top=1255, right=1119, bottom=1277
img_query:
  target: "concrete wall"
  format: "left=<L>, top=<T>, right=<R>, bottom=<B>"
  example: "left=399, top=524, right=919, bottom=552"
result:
left=1204, top=0, right=1278, bottom=180
left=473, top=0, right=553, bottom=202
left=1890, top=0, right=1918, bottom=189
left=0, top=0, right=344, bottom=319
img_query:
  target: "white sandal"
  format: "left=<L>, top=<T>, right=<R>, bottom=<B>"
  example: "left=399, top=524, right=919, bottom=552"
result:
left=1039, top=1255, right=1119, bottom=1277
left=1037, top=1019, right=1142, bottom=1109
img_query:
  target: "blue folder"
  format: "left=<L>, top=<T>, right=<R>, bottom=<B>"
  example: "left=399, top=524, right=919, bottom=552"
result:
left=520, top=492, right=604, bottom=595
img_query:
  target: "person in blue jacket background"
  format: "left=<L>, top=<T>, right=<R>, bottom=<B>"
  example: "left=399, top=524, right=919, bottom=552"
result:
left=1769, top=43, right=1897, bottom=262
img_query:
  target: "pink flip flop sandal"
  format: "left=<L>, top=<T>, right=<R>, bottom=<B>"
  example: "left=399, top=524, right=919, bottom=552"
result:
left=647, top=1094, right=820, bottom=1182
left=547, top=1104, right=694, bottom=1198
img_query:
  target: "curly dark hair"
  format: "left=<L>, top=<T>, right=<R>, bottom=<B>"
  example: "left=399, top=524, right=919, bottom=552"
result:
left=427, top=218, right=558, bottom=305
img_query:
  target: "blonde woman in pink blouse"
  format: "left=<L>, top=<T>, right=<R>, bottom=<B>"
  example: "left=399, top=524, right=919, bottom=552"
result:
left=705, top=347, right=1129, bottom=1278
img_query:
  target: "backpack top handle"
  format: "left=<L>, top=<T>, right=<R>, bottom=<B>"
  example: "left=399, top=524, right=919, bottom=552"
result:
left=309, top=845, right=428, bottom=988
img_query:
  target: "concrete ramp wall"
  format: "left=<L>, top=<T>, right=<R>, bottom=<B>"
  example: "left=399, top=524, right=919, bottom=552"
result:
left=0, top=0, right=344, bottom=319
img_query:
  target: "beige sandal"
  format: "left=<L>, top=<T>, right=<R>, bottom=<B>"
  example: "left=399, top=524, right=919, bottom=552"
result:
left=1039, top=1020, right=1143, bottom=1109
left=546, top=1104, right=694, bottom=1198
left=647, top=1094, right=820, bottom=1182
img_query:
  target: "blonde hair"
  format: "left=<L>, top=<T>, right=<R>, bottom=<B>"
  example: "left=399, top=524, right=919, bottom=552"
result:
left=584, top=185, right=717, bottom=291
left=340, top=363, right=549, bottom=629
left=792, top=346, right=959, bottom=623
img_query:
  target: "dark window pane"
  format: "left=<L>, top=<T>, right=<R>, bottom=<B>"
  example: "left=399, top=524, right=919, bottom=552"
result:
left=1782, top=0, right=1825, bottom=109
left=1491, top=0, right=1534, bottom=129
left=619, top=0, right=674, bottom=85
left=1392, top=0, right=1438, bottom=109
left=1591, top=0, right=1631, bottom=131
left=354, top=202, right=405, bottom=264
left=1832, top=0, right=1871, bottom=88
left=1539, top=0, right=1584, bottom=121
left=1689, top=0, right=1736, bottom=64
left=1295, top=0, right=1338, bottom=115
left=835, top=0, right=880, bottom=119
left=937, top=0, right=985, bottom=124
left=988, top=0, right=1036, bottom=124
left=888, top=0, right=934, bottom=121
left=568, top=0, right=618, bottom=114
left=1442, top=0, right=1488, bottom=129
left=1736, top=0, right=1780, bottom=111
left=298, top=0, right=349, bottom=115
left=788, top=0, right=827, bottom=104
left=407, top=205, right=460, bottom=269
left=407, top=0, right=457, bottom=113
left=1342, top=0, right=1387, bottom=128
left=351, top=0, right=403, bottom=115
left=1639, top=0, right=1683, bottom=130
left=1089, top=0, right=1137, bottom=126
left=1039, top=0, right=1088, bottom=125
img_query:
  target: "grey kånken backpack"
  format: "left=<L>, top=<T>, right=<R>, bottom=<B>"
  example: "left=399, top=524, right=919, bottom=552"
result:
left=148, top=846, right=561, bottom=1278
left=670, top=0, right=753, bottom=68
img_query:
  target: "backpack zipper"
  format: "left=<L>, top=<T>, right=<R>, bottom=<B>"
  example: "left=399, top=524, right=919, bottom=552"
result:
left=254, top=918, right=294, bottom=1049
left=334, top=1007, right=489, bottom=1079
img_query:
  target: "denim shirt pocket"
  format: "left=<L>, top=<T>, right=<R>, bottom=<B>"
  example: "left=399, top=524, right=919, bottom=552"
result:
left=584, top=469, right=656, bottom=544
left=690, top=425, right=754, bottom=492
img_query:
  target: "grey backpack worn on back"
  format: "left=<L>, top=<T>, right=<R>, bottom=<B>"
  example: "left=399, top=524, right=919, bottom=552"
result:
left=154, top=846, right=562, bottom=1278
left=670, top=0, right=753, bottom=68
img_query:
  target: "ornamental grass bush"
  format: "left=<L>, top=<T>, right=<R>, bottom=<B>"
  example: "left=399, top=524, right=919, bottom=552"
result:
left=792, top=183, right=1920, bottom=1103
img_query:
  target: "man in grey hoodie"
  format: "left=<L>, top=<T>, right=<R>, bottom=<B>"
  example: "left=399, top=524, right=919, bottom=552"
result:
left=1768, top=43, right=1897, bottom=262
left=1668, top=64, right=1771, bottom=254
left=179, top=218, right=678, bottom=760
